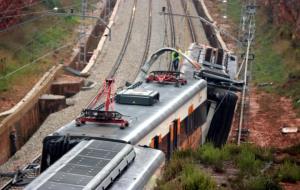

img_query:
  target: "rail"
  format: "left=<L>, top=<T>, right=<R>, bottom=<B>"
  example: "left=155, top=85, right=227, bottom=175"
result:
left=108, top=0, right=138, bottom=78
left=166, top=0, right=176, bottom=48
left=180, top=0, right=197, bottom=43
left=0, top=155, right=41, bottom=190
left=140, top=0, right=152, bottom=68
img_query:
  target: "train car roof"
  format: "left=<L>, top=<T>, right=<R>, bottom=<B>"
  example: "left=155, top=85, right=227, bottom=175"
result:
left=56, top=63, right=207, bottom=144
left=26, top=140, right=164, bottom=190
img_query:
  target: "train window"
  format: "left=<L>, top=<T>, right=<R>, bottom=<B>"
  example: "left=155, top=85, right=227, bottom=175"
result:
left=205, top=48, right=212, bottom=62
left=193, top=101, right=207, bottom=128
left=172, top=120, right=179, bottom=150
left=150, top=135, right=161, bottom=149
left=153, top=135, right=159, bottom=149
left=216, top=49, right=224, bottom=65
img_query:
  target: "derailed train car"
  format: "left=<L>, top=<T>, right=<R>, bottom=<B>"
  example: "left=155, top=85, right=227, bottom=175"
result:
left=25, top=43, right=242, bottom=190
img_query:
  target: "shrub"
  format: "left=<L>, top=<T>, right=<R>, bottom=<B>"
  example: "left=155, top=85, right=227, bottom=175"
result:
left=196, top=143, right=224, bottom=169
left=236, top=148, right=262, bottom=175
left=181, top=165, right=217, bottom=190
left=155, top=178, right=182, bottom=190
left=162, top=158, right=186, bottom=181
left=173, top=149, right=194, bottom=159
left=277, top=160, right=300, bottom=183
left=243, top=175, right=281, bottom=190
left=196, top=143, right=234, bottom=171
left=223, top=143, right=241, bottom=156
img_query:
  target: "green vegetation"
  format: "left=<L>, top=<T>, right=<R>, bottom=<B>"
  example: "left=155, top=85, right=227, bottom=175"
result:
left=236, top=147, right=262, bottom=175
left=227, top=0, right=242, bottom=26
left=156, top=158, right=217, bottom=190
left=0, top=2, right=80, bottom=93
left=226, top=0, right=300, bottom=114
left=157, top=143, right=300, bottom=190
left=195, top=143, right=229, bottom=171
left=277, top=160, right=300, bottom=183
left=253, top=8, right=300, bottom=114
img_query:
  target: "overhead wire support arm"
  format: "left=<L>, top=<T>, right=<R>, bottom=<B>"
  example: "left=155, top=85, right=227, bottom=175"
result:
left=159, top=11, right=242, bottom=47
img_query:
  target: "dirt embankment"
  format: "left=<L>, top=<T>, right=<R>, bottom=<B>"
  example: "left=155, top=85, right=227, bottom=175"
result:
left=247, top=88, right=300, bottom=148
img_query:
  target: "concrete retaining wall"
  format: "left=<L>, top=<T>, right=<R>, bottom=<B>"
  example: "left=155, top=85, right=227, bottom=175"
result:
left=0, top=66, right=62, bottom=164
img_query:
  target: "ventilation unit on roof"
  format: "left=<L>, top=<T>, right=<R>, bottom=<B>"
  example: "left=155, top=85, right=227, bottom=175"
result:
left=115, top=88, right=159, bottom=106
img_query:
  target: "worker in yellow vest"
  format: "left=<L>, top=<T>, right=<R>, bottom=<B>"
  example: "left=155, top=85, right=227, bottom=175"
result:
left=171, top=49, right=182, bottom=71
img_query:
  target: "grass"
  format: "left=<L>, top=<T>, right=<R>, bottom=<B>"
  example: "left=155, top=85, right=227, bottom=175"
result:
left=277, top=160, right=300, bottom=183
left=241, top=175, right=282, bottom=190
left=156, top=158, right=217, bottom=190
left=251, top=6, right=300, bottom=114
left=236, top=147, right=262, bottom=175
left=157, top=143, right=300, bottom=190
left=227, top=0, right=242, bottom=26
left=226, top=0, right=300, bottom=114
left=0, top=3, right=80, bottom=93
left=195, top=143, right=229, bottom=171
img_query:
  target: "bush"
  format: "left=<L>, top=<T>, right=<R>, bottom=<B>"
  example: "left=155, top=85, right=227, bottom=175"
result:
left=173, top=149, right=194, bottom=159
left=195, top=143, right=238, bottom=171
left=277, top=160, right=300, bottom=183
left=155, top=179, right=182, bottom=190
left=237, top=148, right=262, bottom=175
left=242, top=175, right=281, bottom=190
left=181, top=165, right=217, bottom=190
left=162, top=158, right=186, bottom=181
left=156, top=161, right=217, bottom=190
left=223, top=143, right=241, bottom=156
left=196, top=143, right=227, bottom=171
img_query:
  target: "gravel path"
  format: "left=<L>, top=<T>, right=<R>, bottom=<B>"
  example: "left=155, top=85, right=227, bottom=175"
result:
left=0, top=0, right=209, bottom=187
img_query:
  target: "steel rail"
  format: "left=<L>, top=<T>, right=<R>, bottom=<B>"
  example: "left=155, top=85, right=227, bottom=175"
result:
left=140, top=0, right=152, bottom=68
left=166, top=0, right=176, bottom=48
left=0, top=155, right=41, bottom=190
left=108, top=0, right=138, bottom=78
left=1, top=1, right=139, bottom=189
left=180, top=0, right=197, bottom=43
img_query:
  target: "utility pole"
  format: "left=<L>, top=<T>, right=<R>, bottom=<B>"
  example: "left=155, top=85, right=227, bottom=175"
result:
left=79, top=0, right=88, bottom=66
left=237, top=0, right=257, bottom=145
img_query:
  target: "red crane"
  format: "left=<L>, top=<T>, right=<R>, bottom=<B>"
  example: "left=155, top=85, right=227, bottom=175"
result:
left=76, top=79, right=129, bottom=129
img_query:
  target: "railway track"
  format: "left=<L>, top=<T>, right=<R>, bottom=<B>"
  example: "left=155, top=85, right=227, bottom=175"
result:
left=0, top=155, right=41, bottom=190
left=1, top=1, right=139, bottom=189
left=166, top=0, right=176, bottom=48
left=108, top=0, right=137, bottom=78
left=180, top=0, right=197, bottom=43
left=192, top=0, right=221, bottom=48
left=1, top=2, right=151, bottom=189
left=140, top=0, right=152, bottom=68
